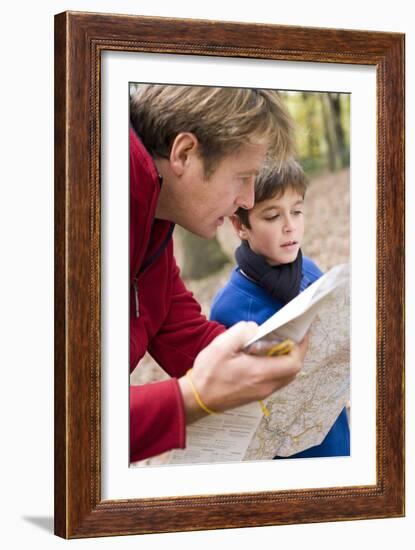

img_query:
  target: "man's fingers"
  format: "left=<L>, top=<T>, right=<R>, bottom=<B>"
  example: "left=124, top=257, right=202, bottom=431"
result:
left=210, top=321, right=259, bottom=355
left=239, top=350, right=301, bottom=381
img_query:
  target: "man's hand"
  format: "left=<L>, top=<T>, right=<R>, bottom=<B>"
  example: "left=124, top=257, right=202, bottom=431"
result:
left=178, top=322, right=309, bottom=423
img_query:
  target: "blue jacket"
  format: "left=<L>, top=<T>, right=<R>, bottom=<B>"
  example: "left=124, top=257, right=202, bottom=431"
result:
left=210, top=255, right=350, bottom=459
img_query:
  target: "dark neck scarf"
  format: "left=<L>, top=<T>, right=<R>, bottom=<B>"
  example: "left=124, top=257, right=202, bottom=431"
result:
left=235, top=240, right=303, bottom=305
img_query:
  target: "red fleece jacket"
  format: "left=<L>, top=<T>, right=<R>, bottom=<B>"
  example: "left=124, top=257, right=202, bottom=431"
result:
left=129, top=129, right=225, bottom=462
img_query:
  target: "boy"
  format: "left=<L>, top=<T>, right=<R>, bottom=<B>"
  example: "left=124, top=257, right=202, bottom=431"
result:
left=210, top=159, right=350, bottom=458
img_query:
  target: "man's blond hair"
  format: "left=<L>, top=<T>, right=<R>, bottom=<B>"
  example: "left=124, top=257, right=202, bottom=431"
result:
left=130, top=84, right=295, bottom=176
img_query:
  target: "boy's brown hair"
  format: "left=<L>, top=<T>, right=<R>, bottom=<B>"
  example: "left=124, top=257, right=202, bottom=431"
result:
left=130, top=84, right=295, bottom=177
left=236, top=158, right=308, bottom=228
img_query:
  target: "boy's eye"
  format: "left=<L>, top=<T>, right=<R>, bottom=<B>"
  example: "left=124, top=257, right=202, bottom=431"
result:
left=293, top=210, right=303, bottom=216
left=265, top=214, right=280, bottom=221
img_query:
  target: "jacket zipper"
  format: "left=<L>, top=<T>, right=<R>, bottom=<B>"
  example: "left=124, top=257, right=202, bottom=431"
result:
left=132, top=222, right=175, bottom=319
left=133, top=278, right=139, bottom=318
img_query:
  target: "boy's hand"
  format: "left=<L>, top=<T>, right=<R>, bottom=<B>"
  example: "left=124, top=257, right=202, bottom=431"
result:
left=179, top=322, right=309, bottom=423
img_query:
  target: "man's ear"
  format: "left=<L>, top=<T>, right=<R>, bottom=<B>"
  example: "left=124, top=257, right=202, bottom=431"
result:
left=169, top=132, right=199, bottom=176
left=231, top=214, right=250, bottom=240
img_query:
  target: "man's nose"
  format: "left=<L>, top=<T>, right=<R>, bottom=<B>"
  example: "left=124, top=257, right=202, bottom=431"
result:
left=235, top=180, right=255, bottom=210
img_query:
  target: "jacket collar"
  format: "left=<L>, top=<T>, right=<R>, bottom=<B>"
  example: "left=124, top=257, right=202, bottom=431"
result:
left=129, top=128, right=174, bottom=282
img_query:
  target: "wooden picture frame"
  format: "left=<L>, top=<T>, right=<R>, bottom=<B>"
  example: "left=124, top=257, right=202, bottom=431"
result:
left=54, top=11, right=405, bottom=538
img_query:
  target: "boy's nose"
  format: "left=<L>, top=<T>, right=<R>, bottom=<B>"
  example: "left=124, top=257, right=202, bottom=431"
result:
left=283, top=217, right=295, bottom=232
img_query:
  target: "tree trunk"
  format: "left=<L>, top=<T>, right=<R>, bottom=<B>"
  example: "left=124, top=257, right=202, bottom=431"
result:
left=329, top=93, right=347, bottom=167
left=174, top=227, right=229, bottom=280
left=320, top=93, right=342, bottom=172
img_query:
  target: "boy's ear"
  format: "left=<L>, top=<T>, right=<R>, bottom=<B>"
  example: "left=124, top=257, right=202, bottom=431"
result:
left=169, top=132, right=199, bottom=176
left=230, top=214, right=250, bottom=240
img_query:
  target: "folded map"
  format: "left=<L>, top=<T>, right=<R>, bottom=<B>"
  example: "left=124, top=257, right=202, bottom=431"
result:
left=167, top=263, right=350, bottom=464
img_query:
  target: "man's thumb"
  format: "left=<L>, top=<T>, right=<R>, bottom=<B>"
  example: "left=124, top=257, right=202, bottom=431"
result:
left=210, top=321, right=259, bottom=355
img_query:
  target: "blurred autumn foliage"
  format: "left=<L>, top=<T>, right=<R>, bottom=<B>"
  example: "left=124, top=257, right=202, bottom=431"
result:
left=281, top=91, right=350, bottom=174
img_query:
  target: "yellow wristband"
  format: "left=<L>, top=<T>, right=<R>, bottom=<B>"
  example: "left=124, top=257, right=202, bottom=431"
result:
left=186, top=369, right=217, bottom=415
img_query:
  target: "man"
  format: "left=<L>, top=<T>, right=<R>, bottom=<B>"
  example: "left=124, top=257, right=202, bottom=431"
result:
left=129, top=85, right=307, bottom=462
